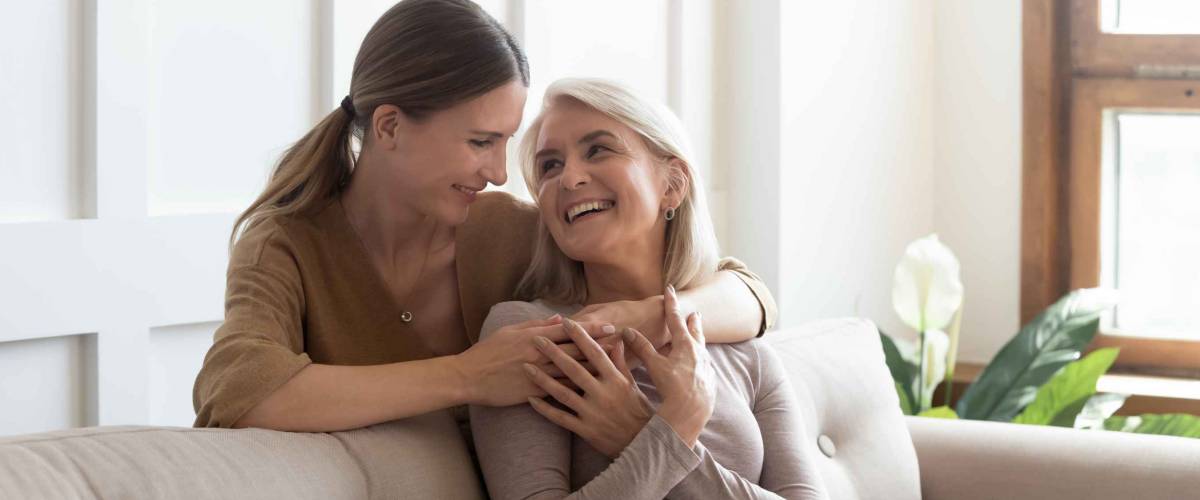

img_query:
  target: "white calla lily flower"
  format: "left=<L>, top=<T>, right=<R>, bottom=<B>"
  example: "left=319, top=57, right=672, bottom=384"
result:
left=892, top=234, right=964, bottom=333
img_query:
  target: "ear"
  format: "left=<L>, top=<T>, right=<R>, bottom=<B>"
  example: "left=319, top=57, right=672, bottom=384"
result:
left=661, top=157, right=691, bottom=211
left=369, top=104, right=405, bottom=150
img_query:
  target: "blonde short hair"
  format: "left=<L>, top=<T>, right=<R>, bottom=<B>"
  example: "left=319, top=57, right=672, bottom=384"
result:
left=514, top=78, right=720, bottom=304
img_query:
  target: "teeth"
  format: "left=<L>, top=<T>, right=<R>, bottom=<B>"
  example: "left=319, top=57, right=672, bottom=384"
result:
left=454, top=185, right=476, bottom=194
left=566, top=200, right=615, bottom=223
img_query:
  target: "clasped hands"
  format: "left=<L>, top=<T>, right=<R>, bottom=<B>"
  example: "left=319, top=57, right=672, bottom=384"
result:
left=524, top=286, right=717, bottom=458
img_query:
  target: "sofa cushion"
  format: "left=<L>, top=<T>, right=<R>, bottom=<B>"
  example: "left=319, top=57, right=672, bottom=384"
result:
left=765, top=318, right=921, bottom=500
left=0, top=410, right=483, bottom=500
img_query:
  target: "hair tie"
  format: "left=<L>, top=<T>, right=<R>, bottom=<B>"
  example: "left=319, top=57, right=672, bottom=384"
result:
left=340, top=95, right=355, bottom=118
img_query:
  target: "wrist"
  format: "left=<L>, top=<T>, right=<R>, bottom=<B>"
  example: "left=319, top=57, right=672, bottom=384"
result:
left=657, top=401, right=708, bottom=447
left=444, top=353, right=475, bottom=405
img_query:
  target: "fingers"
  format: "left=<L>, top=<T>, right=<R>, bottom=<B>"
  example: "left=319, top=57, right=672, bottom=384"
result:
left=534, top=336, right=598, bottom=392
left=622, top=327, right=664, bottom=367
left=515, top=314, right=563, bottom=329
left=612, top=341, right=636, bottom=383
left=663, top=285, right=690, bottom=349
left=539, top=321, right=616, bottom=343
left=687, top=312, right=705, bottom=347
left=524, top=363, right=586, bottom=413
left=563, top=319, right=624, bottom=381
left=527, top=396, right=585, bottom=434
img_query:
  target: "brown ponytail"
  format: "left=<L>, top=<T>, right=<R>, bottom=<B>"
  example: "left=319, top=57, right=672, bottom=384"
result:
left=230, top=0, right=529, bottom=248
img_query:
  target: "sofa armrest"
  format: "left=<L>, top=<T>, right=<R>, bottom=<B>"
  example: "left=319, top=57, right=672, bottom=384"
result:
left=906, top=416, right=1200, bottom=500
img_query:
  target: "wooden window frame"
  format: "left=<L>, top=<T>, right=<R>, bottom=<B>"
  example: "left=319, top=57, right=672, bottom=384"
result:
left=1023, top=0, right=1200, bottom=377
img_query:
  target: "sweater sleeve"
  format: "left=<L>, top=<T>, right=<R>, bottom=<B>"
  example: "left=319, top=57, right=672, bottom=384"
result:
left=717, top=257, right=778, bottom=336
left=470, top=302, right=703, bottom=500
left=666, top=344, right=829, bottom=500
left=192, top=221, right=313, bottom=428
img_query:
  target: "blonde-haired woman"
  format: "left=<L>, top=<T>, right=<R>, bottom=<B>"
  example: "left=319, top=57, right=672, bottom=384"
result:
left=470, top=79, right=827, bottom=499
left=192, top=0, right=776, bottom=434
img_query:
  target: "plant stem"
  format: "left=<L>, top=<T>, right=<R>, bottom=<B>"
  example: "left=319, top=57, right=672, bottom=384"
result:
left=918, top=330, right=927, bottom=412
left=943, top=376, right=954, bottom=408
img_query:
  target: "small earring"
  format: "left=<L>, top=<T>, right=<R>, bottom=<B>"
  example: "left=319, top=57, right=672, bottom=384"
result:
left=664, top=207, right=676, bottom=221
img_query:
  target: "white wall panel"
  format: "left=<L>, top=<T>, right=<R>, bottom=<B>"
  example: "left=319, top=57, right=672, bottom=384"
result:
left=148, top=322, right=217, bottom=427
left=932, top=0, right=1021, bottom=363
left=146, top=0, right=318, bottom=216
left=766, top=0, right=936, bottom=331
left=0, top=0, right=86, bottom=222
left=0, top=334, right=96, bottom=436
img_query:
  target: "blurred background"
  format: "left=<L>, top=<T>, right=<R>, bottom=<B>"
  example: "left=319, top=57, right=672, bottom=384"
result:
left=3, top=0, right=1194, bottom=436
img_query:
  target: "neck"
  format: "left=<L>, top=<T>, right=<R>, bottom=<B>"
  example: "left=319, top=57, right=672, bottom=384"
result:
left=341, top=152, right=443, bottom=259
left=583, top=236, right=666, bottom=305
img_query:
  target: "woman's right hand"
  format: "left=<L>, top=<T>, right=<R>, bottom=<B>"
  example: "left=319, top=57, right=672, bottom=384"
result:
left=456, top=315, right=616, bottom=407
left=622, top=285, right=716, bottom=447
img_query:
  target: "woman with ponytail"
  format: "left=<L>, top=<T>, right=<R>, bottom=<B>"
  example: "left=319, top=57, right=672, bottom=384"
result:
left=192, top=0, right=778, bottom=433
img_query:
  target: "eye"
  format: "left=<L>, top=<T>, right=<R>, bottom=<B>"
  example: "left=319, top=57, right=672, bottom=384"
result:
left=469, top=139, right=493, bottom=149
left=540, top=159, right=563, bottom=173
left=585, top=144, right=610, bottom=158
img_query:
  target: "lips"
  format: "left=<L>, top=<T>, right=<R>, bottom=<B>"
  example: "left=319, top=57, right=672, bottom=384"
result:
left=453, top=184, right=482, bottom=202
left=564, top=199, right=615, bottom=224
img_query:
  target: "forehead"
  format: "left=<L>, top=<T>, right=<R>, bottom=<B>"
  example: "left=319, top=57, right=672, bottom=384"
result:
left=535, top=97, right=632, bottom=148
left=443, top=80, right=527, bottom=133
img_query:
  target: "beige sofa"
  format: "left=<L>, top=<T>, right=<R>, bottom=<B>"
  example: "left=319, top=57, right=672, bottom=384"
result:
left=2, top=319, right=1198, bottom=499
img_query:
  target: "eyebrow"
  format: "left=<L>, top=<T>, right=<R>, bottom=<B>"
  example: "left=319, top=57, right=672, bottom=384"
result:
left=578, top=130, right=616, bottom=144
left=469, top=129, right=507, bottom=139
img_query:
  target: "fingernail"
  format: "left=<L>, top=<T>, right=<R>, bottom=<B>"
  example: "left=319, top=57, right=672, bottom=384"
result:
left=667, top=284, right=676, bottom=295
left=622, top=328, right=635, bottom=341
left=534, top=336, right=552, bottom=348
left=527, top=397, right=541, bottom=406
left=602, top=324, right=616, bottom=335
left=523, top=363, right=538, bottom=377
left=548, top=314, right=561, bottom=321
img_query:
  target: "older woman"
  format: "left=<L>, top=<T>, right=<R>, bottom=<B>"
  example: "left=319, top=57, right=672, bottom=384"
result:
left=470, top=79, right=828, bottom=499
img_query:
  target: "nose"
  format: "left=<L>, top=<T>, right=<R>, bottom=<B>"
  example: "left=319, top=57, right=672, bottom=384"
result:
left=559, top=158, right=589, bottom=191
left=482, top=150, right=508, bottom=186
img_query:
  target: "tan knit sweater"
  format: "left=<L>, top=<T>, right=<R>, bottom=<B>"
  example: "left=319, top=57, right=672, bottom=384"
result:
left=192, top=191, right=777, bottom=428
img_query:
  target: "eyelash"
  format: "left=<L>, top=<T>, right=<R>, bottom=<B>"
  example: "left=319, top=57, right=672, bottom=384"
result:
left=469, top=139, right=493, bottom=149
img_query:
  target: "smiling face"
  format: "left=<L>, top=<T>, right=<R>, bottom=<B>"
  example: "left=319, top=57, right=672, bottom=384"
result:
left=532, top=97, right=684, bottom=265
left=367, top=80, right=527, bottom=226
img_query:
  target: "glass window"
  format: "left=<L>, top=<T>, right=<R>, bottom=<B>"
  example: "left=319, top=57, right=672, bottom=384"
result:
left=1101, top=112, right=1200, bottom=339
left=1101, top=0, right=1200, bottom=35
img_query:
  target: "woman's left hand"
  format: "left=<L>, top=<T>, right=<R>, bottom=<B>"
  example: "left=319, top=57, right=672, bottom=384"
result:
left=573, top=297, right=671, bottom=349
left=523, top=318, right=654, bottom=459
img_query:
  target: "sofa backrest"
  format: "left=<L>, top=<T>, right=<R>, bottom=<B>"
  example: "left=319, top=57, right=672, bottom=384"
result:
left=765, top=318, right=922, bottom=500
left=0, top=410, right=483, bottom=499
left=0, top=318, right=917, bottom=499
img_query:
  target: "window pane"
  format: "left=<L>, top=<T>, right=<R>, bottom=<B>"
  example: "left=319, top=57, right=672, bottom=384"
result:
left=1103, top=113, right=1200, bottom=339
left=1101, top=0, right=1200, bottom=34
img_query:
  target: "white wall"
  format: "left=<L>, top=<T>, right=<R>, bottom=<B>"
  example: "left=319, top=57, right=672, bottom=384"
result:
left=932, top=0, right=1022, bottom=363
left=718, top=0, right=937, bottom=339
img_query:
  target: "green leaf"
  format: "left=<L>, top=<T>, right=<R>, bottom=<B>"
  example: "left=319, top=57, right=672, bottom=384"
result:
left=955, top=290, right=1108, bottom=421
left=895, top=382, right=913, bottom=415
left=1104, top=414, right=1200, bottom=439
left=879, top=330, right=919, bottom=414
left=1012, top=348, right=1120, bottom=426
left=918, top=406, right=958, bottom=419
left=1074, top=393, right=1128, bottom=430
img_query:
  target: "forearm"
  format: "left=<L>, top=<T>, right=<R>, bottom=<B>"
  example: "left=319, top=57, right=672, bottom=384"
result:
left=678, top=271, right=761, bottom=343
left=235, top=355, right=468, bottom=432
